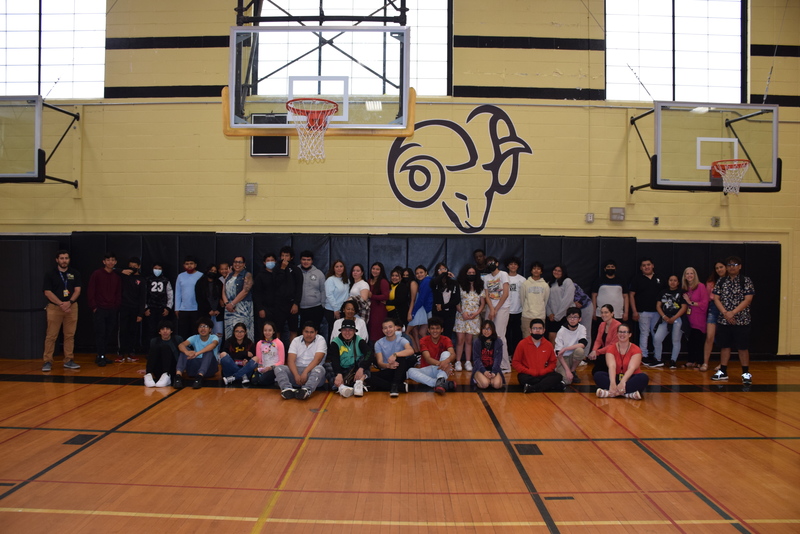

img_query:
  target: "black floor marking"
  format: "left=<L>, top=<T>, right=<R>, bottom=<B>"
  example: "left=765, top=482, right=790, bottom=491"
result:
left=515, top=443, right=543, bottom=455
left=62, top=434, right=97, bottom=445
left=543, top=496, right=574, bottom=501
left=0, top=387, right=180, bottom=502
left=478, top=391, right=559, bottom=533
left=632, top=440, right=750, bottom=534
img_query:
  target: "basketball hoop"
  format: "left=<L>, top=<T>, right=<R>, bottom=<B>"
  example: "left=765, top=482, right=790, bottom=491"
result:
left=286, top=98, right=338, bottom=163
left=711, top=159, right=750, bottom=195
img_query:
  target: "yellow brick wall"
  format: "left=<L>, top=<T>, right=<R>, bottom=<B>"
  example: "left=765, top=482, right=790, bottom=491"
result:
left=0, top=0, right=798, bottom=353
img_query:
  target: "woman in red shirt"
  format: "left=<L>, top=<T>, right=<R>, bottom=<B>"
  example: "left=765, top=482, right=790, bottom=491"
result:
left=595, top=323, right=648, bottom=400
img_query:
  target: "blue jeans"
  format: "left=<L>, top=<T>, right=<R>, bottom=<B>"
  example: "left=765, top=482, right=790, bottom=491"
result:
left=637, top=311, right=659, bottom=359
left=407, top=350, right=450, bottom=387
left=220, top=355, right=257, bottom=381
left=176, top=353, right=219, bottom=377
left=653, top=317, right=683, bottom=362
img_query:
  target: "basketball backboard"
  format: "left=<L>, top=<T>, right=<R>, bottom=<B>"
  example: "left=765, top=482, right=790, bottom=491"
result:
left=224, top=25, right=414, bottom=137
left=651, top=101, right=781, bottom=192
left=0, top=96, right=44, bottom=183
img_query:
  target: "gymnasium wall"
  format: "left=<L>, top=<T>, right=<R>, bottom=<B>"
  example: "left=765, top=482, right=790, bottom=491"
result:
left=0, top=0, right=798, bottom=353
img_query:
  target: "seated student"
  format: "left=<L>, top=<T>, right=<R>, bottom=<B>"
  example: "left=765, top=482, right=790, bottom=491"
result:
left=251, top=321, right=284, bottom=388
left=144, top=320, right=183, bottom=388
left=407, top=316, right=455, bottom=395
left=594, top=323, right=648, bottom=400
left=220, top=322, right=256, bottom=386
left=329, top=299, right=369, bottom=342
left=512, top=318, right=564, bottom=393
left=329, top=319, right=372, bottom=398
left=175, top=317, right=220, bottom=390
left=471, top=319, right=504, bottom=390
left=275, top=321, right=327, bottom=400
left=554, top=307, right=588, bottom=386
left=372, top=317, right=416, bottom=397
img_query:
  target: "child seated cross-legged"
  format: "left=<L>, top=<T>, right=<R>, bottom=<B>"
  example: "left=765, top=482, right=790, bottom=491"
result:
left=512, top=318, right=564, bottom=393
left=328, top=319, right=372, bottom=398
left=372, top=317, right=416, bottom=397
left=251, top=321, right=285, bottom=388
left=407, top=316, right=455, bottom=395
left=471, top=319, right=504, bottom=389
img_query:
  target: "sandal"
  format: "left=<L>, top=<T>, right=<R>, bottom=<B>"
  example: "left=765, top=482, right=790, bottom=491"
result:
left=698, top=364, right=708, bottom=372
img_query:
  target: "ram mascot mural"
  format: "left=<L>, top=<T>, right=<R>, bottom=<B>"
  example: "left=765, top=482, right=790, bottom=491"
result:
left=387, top=105, right=532, bottom=234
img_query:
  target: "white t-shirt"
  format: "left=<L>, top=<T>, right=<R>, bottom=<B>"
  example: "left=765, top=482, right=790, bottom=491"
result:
left=507, top=274, right=526, bottom=314
left=350, top=280, right=369, bottom=298
left=288, top=334, right=328, bottom=367
left=554, top=324, right=588, bottom=356
left=482, top=270, right=511, bottom=309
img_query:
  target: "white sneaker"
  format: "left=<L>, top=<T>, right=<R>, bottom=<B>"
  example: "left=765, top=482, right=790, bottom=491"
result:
left=154, top=373, right=171, bottom=387
left=223, top=376, right=235, bottom=385
left=241, top=375, right=250, bottom=384
left=455, top=361, right=463, bottom=372
left=143, top=373, right=156, bottom=387
left=465, top=361, right=473, bottom=372
left=339, top=385, right=354, bottom=398
left=353, top=379, right=365, bottom=397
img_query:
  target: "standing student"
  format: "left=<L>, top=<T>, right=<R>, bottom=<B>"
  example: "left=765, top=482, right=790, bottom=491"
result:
left=222, top=256, right=254, bottom=341
left=505, top=257, right=525, bottom=356
left=431, top=262, right=460, bottom=341
left=591, top=259, right=628, bottom=323
left=651, top=275, right=687, bottom=369
left=298, top=250, right=326, bottom=333
left=367, top=262, right=390, bottom=343
left=453, top=265, right=485, bottom=371
left=143, top=262, right=173, bottom=345
left=629, top=257, right=664, bottom=364
left=546, top=264, right=575, bottom=343
left=481, top=256, right=510, bottom=373
left=702, top=261, right=727, bottom=372
left=349, top=263, right=371, bottom=323
left=407, top=265, right=433, bottom=353
left=88, top=252, right=122, bottom=367
left=324, top=260, right=350, bottom=336
left=42, top=250, right=82, bottom=371
left=520, top=261, right=549, bottom=339
left=118, top=256, right=146, bottom=362
left=196, top=264, right=224, bottom=339
left=681, top=267, right=709, bottom=369
left=174, top=255, right=203, bottom=341
left=386, top=266, right=412, bottom=328
left=712, top=257, right=755, bottom=384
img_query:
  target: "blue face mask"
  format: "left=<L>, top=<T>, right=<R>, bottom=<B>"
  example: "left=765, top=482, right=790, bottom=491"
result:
left=153, top=269, right=162, bottom=277
left=265, top=261, right=276, bottom=270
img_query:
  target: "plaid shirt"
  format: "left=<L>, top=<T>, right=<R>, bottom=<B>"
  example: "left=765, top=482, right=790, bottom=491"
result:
left=713, top=275, right=754, bottom=326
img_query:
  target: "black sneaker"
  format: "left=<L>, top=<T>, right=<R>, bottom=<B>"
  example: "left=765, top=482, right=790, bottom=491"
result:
left=669, top=361, right=677, bottom=369
left=572, top=375, right=581, bottom=384
left=434, top=377, right=446, bottom=395
left=389, top=384, right=399, bottom=398
left=281, top=388, right=296, bottom=400
left=295, top=388, right=311, bottom=400
left=192, top=378, right=203, bottom=389
left=648, top=360, right=665, bottom=368
left=446, top=380, right=456, bottom=392
left=523, top=383, right=534, bottom=393
left=96, top=355, right=106, bottom=367
left=173, top=375, right=184, bottom=389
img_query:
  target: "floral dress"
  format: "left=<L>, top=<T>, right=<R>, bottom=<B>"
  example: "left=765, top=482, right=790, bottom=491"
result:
left=454, top=289, right=481, bottom=335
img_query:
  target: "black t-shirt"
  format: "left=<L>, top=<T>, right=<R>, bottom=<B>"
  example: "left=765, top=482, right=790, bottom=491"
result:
left=659, top=289, right=685, bottom=319
left=43, top=267, right=82, bottom=302
left=629, top=273, right=664, bottom=312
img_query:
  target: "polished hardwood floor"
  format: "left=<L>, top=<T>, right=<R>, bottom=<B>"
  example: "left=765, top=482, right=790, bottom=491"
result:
left=0, top=355, right=798, bottom=533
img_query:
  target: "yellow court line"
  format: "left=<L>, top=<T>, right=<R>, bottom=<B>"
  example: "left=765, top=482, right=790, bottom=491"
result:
left=250, top=391, right=335, bottom=534
left=1, top=509, right=798, bottom=527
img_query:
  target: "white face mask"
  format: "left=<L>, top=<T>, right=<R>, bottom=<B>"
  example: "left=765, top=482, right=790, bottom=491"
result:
left=265, top=261, right=276, bottom=269
left=153, top=269, right=162, bottom=277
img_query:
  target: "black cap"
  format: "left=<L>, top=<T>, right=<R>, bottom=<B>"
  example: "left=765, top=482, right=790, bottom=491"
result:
left=341, top=319, right=357, bottom=330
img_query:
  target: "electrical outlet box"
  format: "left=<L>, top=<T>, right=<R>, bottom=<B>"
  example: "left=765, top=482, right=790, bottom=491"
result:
left=610, top=207, right=625, bottom=221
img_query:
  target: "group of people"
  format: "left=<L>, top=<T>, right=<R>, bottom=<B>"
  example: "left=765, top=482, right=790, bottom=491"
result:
left=42, top=247, right=755, bottom=398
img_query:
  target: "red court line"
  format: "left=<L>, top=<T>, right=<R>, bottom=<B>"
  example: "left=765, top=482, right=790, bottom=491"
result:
left=0, top=376, right=141, bottom=447
left=661, top=384, right=800, bottom=456
left=543, top=394, right=687, bottom=534
left=0, top=477, right=696, bottom=497
left=578, top=391, right=759, bottom=534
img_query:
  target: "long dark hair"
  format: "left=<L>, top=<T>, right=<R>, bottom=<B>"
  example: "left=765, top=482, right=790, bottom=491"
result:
left=457, top=264, right=484, bottom=293
left=350, top=263, right=366, bottom=288
left=326, top=259, right=349, bottom=285
left=550, top=263, right=569, bottom=287
left=227, top=322, right=253, bottom=347
left=707, top=260, right=726, bottom=284
left=479, top=319, right=497, bottom=342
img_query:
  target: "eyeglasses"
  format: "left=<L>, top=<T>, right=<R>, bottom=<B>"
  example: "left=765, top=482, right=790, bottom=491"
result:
left=618, top=330, right=630, bottom=335
left=727, top=263, right=740, bottom=267
left=567, top=315, right=580, bottom=320
left=198, top=325, right=211, bottom=329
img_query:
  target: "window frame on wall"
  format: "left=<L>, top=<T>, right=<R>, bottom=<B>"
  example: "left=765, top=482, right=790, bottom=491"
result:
left=605, top=0, right=747, bottom=104
left=0, top=0, right=106, bottom=99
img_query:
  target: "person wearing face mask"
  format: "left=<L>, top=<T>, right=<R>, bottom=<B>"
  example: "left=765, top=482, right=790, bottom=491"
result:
left=144, top=261, right=173, bottom=344
left=591, top=259, right=629, bottom=324
left=117, top=257, right=147, bottom=362
left=512, top=318, right=564, bottom=393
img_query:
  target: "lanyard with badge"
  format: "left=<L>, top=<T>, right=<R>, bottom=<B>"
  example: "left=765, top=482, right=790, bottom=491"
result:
left=59, top=271, right=70, bottom=298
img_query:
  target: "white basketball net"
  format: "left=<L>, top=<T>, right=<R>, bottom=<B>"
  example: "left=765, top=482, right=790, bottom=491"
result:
left=287, top=99, right=337, bottom=163
left=713, top=160, right=750, bottom=195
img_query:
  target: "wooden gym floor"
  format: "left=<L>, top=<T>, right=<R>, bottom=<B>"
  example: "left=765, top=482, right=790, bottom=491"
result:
left=0, top=356, right=798, bottom=533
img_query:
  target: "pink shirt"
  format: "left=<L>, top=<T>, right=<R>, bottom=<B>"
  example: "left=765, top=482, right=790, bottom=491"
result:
left=684, top=284, right=709, bottom=333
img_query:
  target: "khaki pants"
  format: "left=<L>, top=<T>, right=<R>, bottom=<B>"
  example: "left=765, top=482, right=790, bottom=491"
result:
left=556, top=346, right=585, bottom=381
left=43, top=303, right=79, bottom=363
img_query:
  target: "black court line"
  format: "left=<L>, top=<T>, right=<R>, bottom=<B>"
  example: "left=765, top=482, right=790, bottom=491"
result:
left=0, top=388, right=181, bottom=502
left=477, top=391, right=559, bottom=534
left=632, top=440, right=751, bottom=534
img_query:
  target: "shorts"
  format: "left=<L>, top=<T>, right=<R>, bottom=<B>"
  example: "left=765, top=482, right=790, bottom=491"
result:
left=706, top=306, right=720, bottom=324
left=716, top=324, right=751, bottom=350
left=546, top=318, right=563, bottom=334
left=408, top=307, right=431, bottom=327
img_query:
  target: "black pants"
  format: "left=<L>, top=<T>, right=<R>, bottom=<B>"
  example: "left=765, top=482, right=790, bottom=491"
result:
left=118, top=307, right=141, bottom=355
left=146, top=340, right=178, bottom=378
left=433, top=310, right=457, bottom=339
left=517, top=371, right=563, bottom=392
left=506, top=313, right=522, bottom=357
left=176, top=310, right=200, bottom=341
left=144, top=307, right=170, bottom=344
left=252, top=369, right=277, bottom=387
left=93, top=307, right=119, bottom=357
left=687, top=328, right=705, bottom=365
left=300, top=305, right=324, bottom=333
left=369, top=356, right=417, bottom=391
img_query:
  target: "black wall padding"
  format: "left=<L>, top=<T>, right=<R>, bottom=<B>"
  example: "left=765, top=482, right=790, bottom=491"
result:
left=0, top=232, right=783, bottom=358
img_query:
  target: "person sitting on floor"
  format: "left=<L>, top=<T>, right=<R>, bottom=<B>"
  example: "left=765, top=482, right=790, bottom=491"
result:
left=144, top=319, right=182, bottom=387
left=407, top=316, right=455, bottom=395
left=512, top=318, right=564, bottom=393
left=175, top=317, right=220, bottom=390
left=594, top=323, right=648, bottom=400
left=274, top=322, right=327, bottom=400
left=553, top=307, right=588, bottom=386
left=219, top=322, right=256, bottom=386
left=251, top=321, right=284, bottom=388
left=471, top=319, right=504, bottom=390
left=328, top=319, right=372, bottom=398
left=372, top=317, right=416, bottom=397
